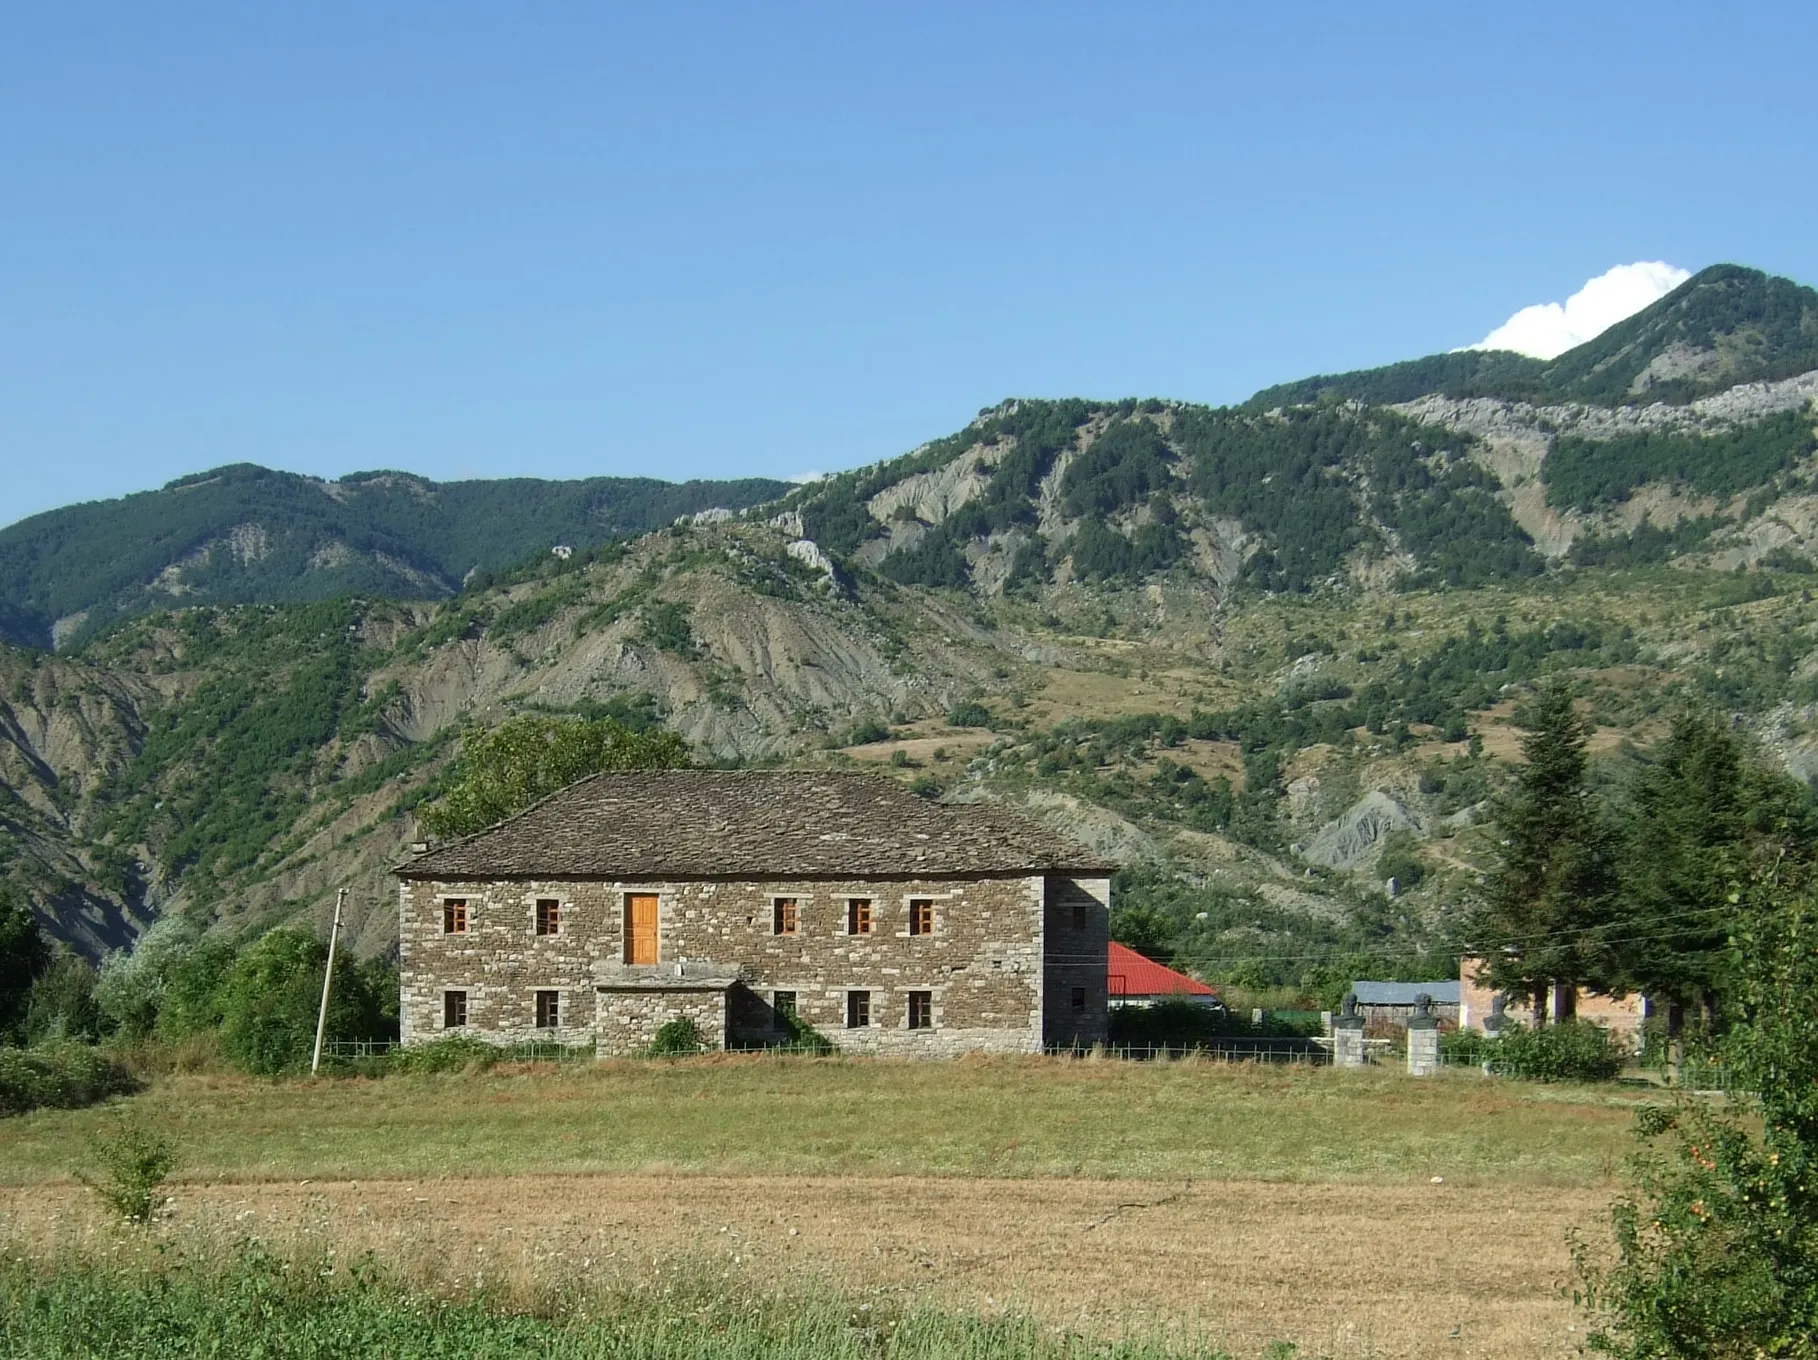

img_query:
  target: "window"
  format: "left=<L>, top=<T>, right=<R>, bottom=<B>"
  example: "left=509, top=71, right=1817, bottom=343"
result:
left=907, top=991, right=933, bottom=1030
left=1070, top=901, right=1087, bottom=930
left=773, top=990, right=797, bottom=1022
left=847, top=898, right=872, bottom=935
left=444, top=990, right=468, bottom=1028
left=773, top=897, right=799, bottom=935
left=535, top=989, right=560, bottom=1029
left=846, top=990, right=871, bottom=1028
left=443, top=899, right=468, bottom=934
left=908, top=898, right=934, bottom=936
left=1070, top=986, right=1087, bottom=1012
left=536, top=899, right=561, bottom=936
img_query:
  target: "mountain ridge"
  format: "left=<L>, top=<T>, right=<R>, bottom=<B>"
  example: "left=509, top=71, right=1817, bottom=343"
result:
left=1246, top=264, right=1818, bottom=410
left=0, top=464, right=792, bottom=650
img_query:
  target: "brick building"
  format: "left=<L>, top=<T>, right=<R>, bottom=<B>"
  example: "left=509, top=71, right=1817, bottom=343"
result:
left=394, top=770, right=1113, bottom=1056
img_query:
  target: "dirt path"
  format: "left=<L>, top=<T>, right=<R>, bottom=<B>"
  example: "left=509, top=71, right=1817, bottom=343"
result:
left=2, top=1172, right=1607, bottom=1358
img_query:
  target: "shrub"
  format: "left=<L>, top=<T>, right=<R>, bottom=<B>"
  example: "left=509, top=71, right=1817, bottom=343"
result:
left=215, top=930, right=395, bottom=1077
left=648, top=1017, right=706, bottom=1056
left=0, top=1042, right=135, bottom=1117
left=947, top=701, right=992, bottom=728
left=388, top=1034, right=503, bottom=1074
left=1490, top=1020, right=1625, bottom=1082
left=78, top=1118, right=176, bottom=1225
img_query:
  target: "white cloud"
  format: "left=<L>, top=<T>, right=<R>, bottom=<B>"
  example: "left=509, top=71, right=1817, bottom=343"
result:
left=1469, top=261, right=1692, bottom=360
left=785, top=470, right=827, bottom=484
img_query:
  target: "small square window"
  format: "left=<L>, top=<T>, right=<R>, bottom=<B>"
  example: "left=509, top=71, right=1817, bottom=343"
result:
left=535, top=989, right=560, bottom=1029
left=773, top=898, right=799, bottom=936
left=536, top=899, right=561, bottom=936
left=443, top=899, right=469, bottom=934
left=847, top=898, right=873, bottom=935
left=908, top=899, right=934, bottom=936
left=773, top=990, right=797, bottom=1023
left=846, top=990, right=871, bottom=1029
left=1070, top=986, right=1087, bottom=1012
left=444, top=990, right=468, bottom=1028
left=907, top=990, right=933, bottom=1030
left=1070, top=901, right=1087, bottom=930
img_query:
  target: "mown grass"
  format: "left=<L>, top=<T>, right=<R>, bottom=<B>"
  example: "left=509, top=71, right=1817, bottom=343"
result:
left=0, top=1055, right=1641, bottom=1188
left=0, top=1242, right=1236, bottom=1360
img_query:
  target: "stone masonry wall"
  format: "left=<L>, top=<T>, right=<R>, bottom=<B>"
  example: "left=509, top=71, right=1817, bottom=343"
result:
left=399, top=873, right=1065, bottom=1055
left=1043, top=876, right=1111, bottom=1049
left=595, top=986, right=730, bottom=1057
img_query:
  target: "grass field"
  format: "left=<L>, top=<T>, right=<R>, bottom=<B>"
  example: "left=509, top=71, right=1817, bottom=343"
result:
left=0, top=1056, right=1647, bottom=1358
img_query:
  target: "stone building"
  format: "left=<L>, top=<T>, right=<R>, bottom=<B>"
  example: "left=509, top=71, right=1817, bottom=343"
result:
left=394, top=770, right=1113, bottom=1056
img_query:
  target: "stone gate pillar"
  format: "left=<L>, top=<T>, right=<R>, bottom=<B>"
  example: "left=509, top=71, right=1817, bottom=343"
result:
left=1332, top=991, right=1366, bottom=1068
left=1406, top=992, right=1439, bottom=1076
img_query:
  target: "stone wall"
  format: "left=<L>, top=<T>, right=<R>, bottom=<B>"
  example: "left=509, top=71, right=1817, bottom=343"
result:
left=1042, top=875, right=1110, bottom=1049
left=595, top=984, right=730, bottom=1057
left=398, top=871, right=1103, bottom=1056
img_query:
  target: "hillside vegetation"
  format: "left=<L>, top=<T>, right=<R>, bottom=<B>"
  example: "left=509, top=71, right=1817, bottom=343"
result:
left=2, top=263, right=1817, bottom=989
left=1248, top=264, right=1818, bottom=409
left=0, top=464, right=790, bottom=650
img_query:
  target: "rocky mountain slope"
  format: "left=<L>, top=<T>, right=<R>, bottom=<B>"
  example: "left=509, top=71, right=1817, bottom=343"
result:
left=0, top=464, right=791, bottom=651
left=5, top=263, right=1818, bottom=988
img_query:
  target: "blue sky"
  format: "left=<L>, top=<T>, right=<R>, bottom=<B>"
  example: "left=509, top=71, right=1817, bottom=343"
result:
left=4, top=2, right=1815, bottom=527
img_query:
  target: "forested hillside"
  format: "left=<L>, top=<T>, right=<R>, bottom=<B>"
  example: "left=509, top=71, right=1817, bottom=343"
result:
left=1248, top=264, right=1818, bottom=409
left=4, top=263, right=1818, bottom=1003
left=0, top=464, right=791, bottom=650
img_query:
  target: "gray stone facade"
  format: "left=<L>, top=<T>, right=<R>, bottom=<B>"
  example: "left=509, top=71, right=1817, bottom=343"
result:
left=397, top=872, right=1110, bottom=1056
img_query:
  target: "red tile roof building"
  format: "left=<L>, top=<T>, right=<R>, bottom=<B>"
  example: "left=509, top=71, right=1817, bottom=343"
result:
left=1107, top=941, right=1219, bottom=1005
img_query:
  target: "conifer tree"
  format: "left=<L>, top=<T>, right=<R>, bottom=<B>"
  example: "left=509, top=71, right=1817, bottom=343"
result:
left=1465, top=681, right=1618, bottom=1022
left=1613, top=712, right=1812, bottom=1033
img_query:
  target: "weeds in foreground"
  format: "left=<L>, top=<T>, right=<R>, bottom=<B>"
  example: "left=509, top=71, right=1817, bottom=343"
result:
left=75, top=1118, right=175, bottom=1225
left=0, top=1243, right=1263, bottom=1359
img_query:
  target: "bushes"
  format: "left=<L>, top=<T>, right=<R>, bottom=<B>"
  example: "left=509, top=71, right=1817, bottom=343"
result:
left=214, top=931, right=396, bottom=1077
left=648, top=1017, right=706, bottom=1056
left=1487, top=1021, right=1626, bottom=1083
left=0, top=1042, right=135, bottom=1117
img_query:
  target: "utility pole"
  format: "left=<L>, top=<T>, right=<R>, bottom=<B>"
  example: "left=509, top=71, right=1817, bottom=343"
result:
left=310, top=888, right=348, bottom=1076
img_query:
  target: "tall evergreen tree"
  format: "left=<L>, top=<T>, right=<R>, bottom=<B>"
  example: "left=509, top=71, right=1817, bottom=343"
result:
left=1465, top=682, right=1618, bottom=1021
left=1613, top=712, right=1812, bottom=1031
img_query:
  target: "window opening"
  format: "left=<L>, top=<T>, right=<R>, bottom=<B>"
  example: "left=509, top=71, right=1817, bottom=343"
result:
left=907, top=991, right=933, bottom=1030
left=908, top=898, right=934, bottom=936
left=444, top=990, right=468, bottom=1028
left=846, top=990, right=871, bottom=1029
left=1071, top=901, right=1087, bottom=930
left=443, top=899, right=469, bottom=934
left=773, top=897, right=800, bottom=935
left=847, top=898, right=873, bottom=935
left=1070, top=986, right=1087, bottom=1012
left=535, top=989, right=560, bottom=1029
left=536, top=899, right=561, bottom=935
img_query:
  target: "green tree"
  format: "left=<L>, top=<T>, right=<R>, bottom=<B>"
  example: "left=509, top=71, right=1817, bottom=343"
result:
left=215, top=930, right=391, bottom=1077
left=1464, top=682, right=1619, bottom=1022
left=1612, top=713, right=1812, bottom=1034
left=0, top=885, right=50, bottom=1043
left=420, top=715, right=692, bottom=839
left=1577, top=875, right=1818, bottom=1355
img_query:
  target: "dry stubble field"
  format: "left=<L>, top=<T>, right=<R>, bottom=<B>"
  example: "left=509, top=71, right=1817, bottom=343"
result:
left=0, top=1056, right=1646, bottom=1358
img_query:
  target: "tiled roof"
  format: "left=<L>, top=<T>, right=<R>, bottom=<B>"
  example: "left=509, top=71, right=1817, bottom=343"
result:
left=396, top=770, right=1115, bottom=881
left=1351, top=980, right=1461, bottom=1006
left=1108, top=941, right=1218, bottom=998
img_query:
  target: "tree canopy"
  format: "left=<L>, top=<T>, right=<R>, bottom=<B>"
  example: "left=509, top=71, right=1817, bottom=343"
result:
left=420, top=715, right=692, bottom=840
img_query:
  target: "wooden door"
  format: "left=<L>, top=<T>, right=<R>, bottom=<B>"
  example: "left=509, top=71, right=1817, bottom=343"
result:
left=625, top=893, right=659, bottom=965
